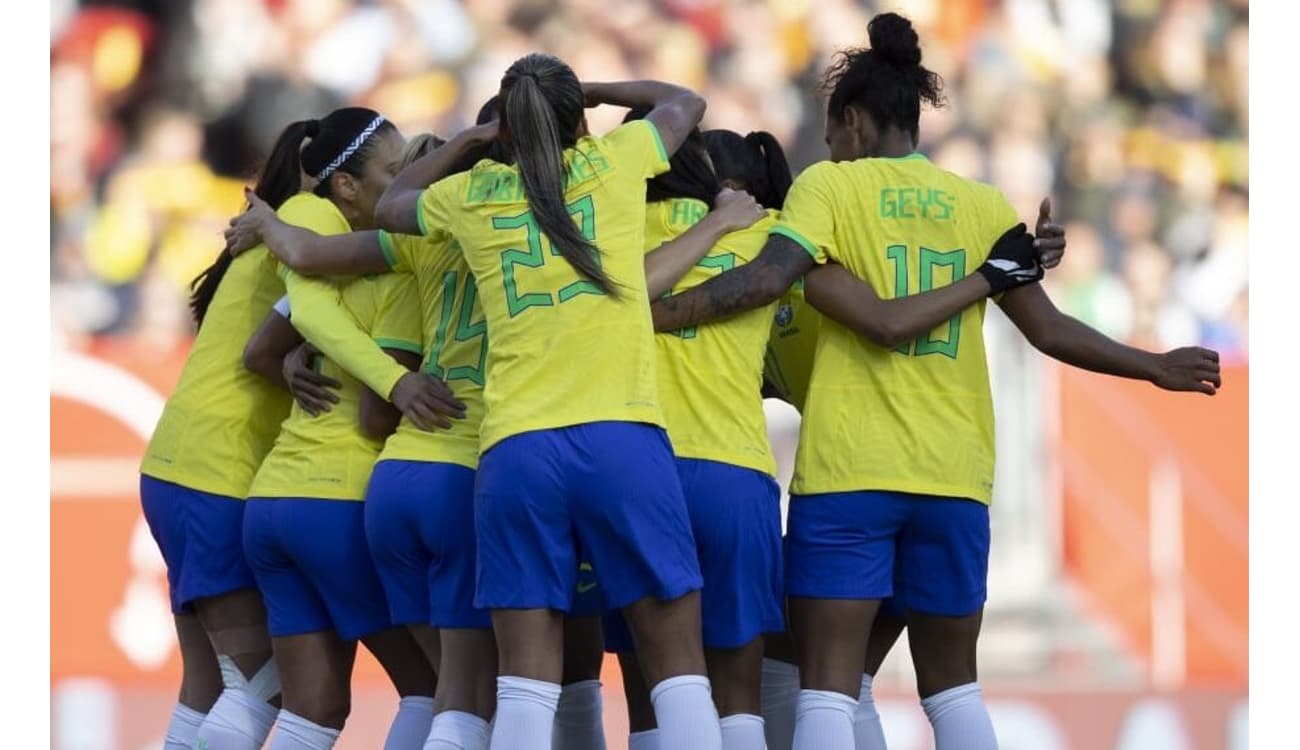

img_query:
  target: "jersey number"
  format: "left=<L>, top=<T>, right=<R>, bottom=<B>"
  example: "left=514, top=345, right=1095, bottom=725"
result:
left=493, top=195, right=603, bottom=318
left=424, top=271, right=488, bottom=385
left=885, top=244, right=966, bottom=359
left=664, top=253, right=738, bottom=340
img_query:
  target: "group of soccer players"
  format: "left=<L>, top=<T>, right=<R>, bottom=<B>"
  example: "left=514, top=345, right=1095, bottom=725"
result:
left=138, top=11, right=1222, bottom=750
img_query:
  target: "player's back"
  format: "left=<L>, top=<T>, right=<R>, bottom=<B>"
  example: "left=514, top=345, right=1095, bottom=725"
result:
left=783, top=155, right=1019, bottom=504
left=418, top=119, right=671, bottom=451
left=140, top=247, right=289, bottom=499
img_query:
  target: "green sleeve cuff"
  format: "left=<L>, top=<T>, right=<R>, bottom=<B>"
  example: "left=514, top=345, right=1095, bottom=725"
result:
left=644, top=120, right=669, bottom=166
left=374, top=337, right=422, bottom=356
left=770, top=226, right=821, bottom=261
left=377, top=230, right=399, bottom=269
left=416, top=191, right=431, bottom=236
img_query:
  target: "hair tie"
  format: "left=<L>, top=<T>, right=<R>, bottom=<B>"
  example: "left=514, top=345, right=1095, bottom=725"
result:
left=316, top=115, right=387, bottom=181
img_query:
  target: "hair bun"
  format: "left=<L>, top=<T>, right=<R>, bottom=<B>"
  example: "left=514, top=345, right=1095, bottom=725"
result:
left=304, top=119, right=321, bottom=138
left=868, top=12, right=922, bottom=68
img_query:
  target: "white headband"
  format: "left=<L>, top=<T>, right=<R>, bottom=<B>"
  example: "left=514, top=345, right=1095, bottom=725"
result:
left=315, top=115, right=387, bottom=181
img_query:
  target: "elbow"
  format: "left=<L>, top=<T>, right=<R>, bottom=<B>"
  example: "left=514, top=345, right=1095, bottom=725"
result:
left=241, top=342, right=272, bottom=379
left=868, top=321, right=910, bottom=350
left=683, top=92, right=707, bottom=127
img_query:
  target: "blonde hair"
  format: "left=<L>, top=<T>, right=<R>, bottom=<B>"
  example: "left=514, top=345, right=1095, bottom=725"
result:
left=400, top=133, right=445, bottom=169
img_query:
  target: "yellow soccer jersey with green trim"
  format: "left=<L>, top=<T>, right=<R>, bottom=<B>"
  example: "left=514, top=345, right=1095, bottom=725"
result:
left=773, top=154, right=1018, bottom=504
left=763, top=280, right=821, bottom=414
left=376, top=231, right=485, bottom=470
left=651, top=205, right=779, bottom=475
left=248, top=269, right=422, bottom=501
left=416, top=119, right=671, bottom=452
left=138, top=198, right=352, bottom=498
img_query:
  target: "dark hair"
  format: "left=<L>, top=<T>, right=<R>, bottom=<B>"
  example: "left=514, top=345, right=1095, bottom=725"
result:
left=189, top=108, right=396, bottom=327
left=704, top=129, right=792, bottom=210
left=500, top=53, right=615, bottom=296
left=448, top=95, right=511, bottom=175
left=821, top=12, right=945, bottom=139
left=622, top=106, right=718, bottom=208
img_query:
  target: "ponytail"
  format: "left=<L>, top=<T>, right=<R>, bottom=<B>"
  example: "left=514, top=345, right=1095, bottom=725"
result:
left=501, top=54, right=615, bottom=296
left=745, top=131, right=792, bottom=209
left=703, top=129, right=794, bottom=210
left=189, top=119, right=317, bottom=327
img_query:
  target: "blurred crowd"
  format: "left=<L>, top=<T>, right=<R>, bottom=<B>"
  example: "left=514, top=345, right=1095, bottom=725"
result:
left=51, top=0, right=1248, bottom=360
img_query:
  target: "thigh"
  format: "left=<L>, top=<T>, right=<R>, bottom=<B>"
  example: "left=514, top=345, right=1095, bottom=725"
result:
left=897, top=495, right=990, bottom=617
left=570, top=422, right=702, bottom=612
left=788, top=596, right=878, bottom=698
left=474, top=432, right=577, bottom=613
left=279, top=499, right=393, bottom=641
left=243, top=499, right=333, bottom=639
left=491, top=608, right=566, bottom=683
left=436, top=627, right=498, bottom=718
left=361, top=626, right=438, bottom=697
left=905, top=609, right=984, bottom=699
left=785, top=491, right=902, bottom=601
left=272, top=631, right=358, bottom=729
left=680, top=459, right=785, bottom=649
left=561, top=615, right=606, bottom=684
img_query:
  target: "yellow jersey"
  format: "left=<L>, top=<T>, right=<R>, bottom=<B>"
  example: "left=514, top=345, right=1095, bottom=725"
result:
left=649, top=200, right=779, bottom=476
left=763, top=280, right=821, bottom=414
left=417, top=120, right=671, bottom=452
left=140, top=249, right=289, bottom=499
left=771, top=154, right=1019, bottom=504
left=247, top=268, right=422, bottom=501
left=375, top=231, right=486, bottom=470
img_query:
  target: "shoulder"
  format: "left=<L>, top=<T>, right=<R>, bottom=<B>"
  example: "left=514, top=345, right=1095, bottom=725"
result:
left=276, top=192, right=349, bottom=233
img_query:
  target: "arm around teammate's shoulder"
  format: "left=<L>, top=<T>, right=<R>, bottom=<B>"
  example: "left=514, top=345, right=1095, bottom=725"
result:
left=375, top=121, right=499, bottom=236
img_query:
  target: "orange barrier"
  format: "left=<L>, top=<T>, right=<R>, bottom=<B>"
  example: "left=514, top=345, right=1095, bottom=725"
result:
left=1057, top=364, right=1248, bottom=686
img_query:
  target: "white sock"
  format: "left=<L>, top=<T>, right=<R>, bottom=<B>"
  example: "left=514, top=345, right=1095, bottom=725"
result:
left=854, top=674, right=887, bottom=750
left=489, top=676, right=562, bottom=750
left=649, top=675, right=722, bottom=750
left=553, top=680, right=605, bottom=749
left=760, top=658, right=799, bottom=750
left=792, top=689, right=856, bottom=750
left=921, top=683, right=996, bottom=750
left=384, top=696, right=435, bottom=750
left=628, top=729, right=659, bottom=750
left=269, top=710, right=341, bottom=750
left=425, top=709, right=491, bottom=750
left=195, top=687, right=279, bottom=750
left=720, top=713, right=765, bottom=749
left=163, top=703, right=206, bottom=749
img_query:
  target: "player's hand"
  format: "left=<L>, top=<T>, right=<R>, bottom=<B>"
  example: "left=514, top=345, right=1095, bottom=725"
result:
left=224, top=189, right=275, bottom=257
left=977, top=223, right=1042, bottom=294
left=1034, top=197, right=1066, bottom=269
left=390, top=372, right=466, bottom=431
left=283, top=343, right=341, bottom=416
left=710, top=188, right=766, bottom=233
left=1151, top=347, right=1221, bottom=396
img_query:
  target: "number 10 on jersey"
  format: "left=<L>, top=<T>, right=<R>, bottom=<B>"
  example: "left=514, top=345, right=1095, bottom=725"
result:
left=885, top=244, right=966, bottom=359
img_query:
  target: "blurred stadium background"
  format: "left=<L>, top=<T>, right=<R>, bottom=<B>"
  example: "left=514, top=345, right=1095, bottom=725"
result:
left=49, top=0, right=1248, bottom=748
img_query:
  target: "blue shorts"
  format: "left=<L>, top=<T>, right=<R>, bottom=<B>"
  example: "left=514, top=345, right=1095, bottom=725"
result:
left=364, top=459, right=490, bottom=629
left=474, top=422, right=702, bottom=613
left=605, top=458, right=783, bottom=651
left=243, top=497, right=393, bottom=640
left=785, top=490, right=990, bottom=617
left=140, top=475, right=258, bottom=613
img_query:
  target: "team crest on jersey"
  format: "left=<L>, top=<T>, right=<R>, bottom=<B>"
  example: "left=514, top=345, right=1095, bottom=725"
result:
left=775, top=304, right=794, bottom=327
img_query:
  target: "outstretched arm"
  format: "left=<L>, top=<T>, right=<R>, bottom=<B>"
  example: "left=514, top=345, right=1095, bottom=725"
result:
left=998, top=283, right=1222, bottom=395
left=804, top=264, right=993, bottom=349
left=375, top=121, right=500, bottom=235
left=650, top=234, right=814, bottom=331
left=582, top=80, right=706, bottom=157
